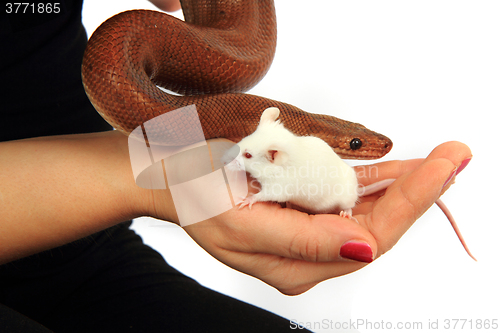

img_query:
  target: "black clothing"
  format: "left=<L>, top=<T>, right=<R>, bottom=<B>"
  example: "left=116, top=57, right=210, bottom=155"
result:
left=0, top=0, right=111, bottom=141
left=0, top=222, right=296, bottom=332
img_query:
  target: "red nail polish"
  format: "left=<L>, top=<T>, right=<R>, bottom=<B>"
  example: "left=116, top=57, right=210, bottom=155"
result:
left=456, top=157, right=471, bottom=176
left=340, top=241, right=373, bottom=263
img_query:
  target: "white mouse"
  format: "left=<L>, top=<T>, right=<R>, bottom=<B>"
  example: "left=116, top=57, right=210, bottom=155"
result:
left=223, top=107, right=359, bottom=218
left=223, top=108, right=476, bottom=260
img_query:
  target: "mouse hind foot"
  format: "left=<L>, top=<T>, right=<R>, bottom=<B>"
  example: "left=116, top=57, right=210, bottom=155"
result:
left=339, top=208, right=352, bottom=219
left=340, top=209, right=359, bottom=223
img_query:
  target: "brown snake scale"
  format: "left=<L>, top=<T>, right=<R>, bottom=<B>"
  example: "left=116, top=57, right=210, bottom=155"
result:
left=82, top=0, right=392, bottom=159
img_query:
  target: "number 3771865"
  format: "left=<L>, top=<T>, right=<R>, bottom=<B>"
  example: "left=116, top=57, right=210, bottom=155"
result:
left=6, top=3, right=61, bottom=14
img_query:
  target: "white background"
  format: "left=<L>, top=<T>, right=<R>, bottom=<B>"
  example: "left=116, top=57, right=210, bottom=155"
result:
left=83, top=1, right=499, bottom=332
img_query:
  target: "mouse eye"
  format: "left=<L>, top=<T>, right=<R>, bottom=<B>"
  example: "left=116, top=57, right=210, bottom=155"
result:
left=350, top=138, right=362, bottom=150
left=244, top=152, right=252, bottom=159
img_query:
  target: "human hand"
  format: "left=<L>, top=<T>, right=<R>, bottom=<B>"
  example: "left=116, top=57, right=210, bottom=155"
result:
left=352, top=141, right=471, bottom=258
left=148, top=140, right=471, bottom=295
left=148, top=0, right=181, bottom=12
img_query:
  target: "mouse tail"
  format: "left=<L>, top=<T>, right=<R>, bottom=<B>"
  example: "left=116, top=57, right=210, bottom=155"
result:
left=358, top=178, right=396, bottom=197
left=435, top=198, right=477, bottom=261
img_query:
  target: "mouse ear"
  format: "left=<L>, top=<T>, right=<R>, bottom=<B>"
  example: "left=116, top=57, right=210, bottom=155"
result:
left=266, top=149, right=288, bottom=165
left=260, top=107, right=280, bottom=124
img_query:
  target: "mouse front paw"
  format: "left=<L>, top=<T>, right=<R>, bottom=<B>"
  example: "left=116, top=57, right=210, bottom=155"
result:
left=237, top=195, right=258, bottom=210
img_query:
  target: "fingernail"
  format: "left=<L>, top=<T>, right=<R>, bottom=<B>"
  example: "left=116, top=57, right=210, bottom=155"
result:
left=442, top=168, right=457, bottom=189
left=456, top=157, right=471, bottom=176
left=340, top=241, right=373, bottom=263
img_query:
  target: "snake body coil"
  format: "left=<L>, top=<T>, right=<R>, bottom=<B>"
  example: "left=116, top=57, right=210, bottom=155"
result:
left=82, top=0, right=392, bottom=159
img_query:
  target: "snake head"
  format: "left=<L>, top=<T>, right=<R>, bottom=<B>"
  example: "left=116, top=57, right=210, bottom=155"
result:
left=314, top=116, right=393, bottom=159
left=276, top=104, right=393, bottom=160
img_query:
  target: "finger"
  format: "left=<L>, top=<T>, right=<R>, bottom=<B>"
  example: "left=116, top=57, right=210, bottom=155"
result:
left=149, top=0, right=181, bottom=12
left=354, top=159, right=423, bottom=187
left=193, top=207, right=375, bottom=295
left=362, top=157, right=457, bottom=255
left=202, top=204, right=379, bottom=264
left=184, top=206, right=377, bottom=295
left=354, top=140, right=472, bottom=187
left=425, top=141, right=472, bottom=189
left=426, top=141, right=472, bottom=167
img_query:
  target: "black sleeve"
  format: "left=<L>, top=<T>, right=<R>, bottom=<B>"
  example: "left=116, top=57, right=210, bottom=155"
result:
left=0, top=0, right=112, bottom=142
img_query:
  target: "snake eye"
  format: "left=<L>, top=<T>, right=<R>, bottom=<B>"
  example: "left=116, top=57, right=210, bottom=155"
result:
left=244, top=152, right=252, bottom=159
left=350, top=138, right=362, bottom=150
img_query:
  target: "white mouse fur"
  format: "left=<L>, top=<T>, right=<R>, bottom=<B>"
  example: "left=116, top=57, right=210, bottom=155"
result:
left=224, top=107, right=359, bottom=217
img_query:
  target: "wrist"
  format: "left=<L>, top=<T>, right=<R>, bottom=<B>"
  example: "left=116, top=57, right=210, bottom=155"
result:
left=117, top=131, right=180, bottom=225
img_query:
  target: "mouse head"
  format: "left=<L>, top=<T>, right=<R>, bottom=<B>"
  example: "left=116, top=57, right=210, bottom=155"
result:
left=228, top=107, right=294, bottom=177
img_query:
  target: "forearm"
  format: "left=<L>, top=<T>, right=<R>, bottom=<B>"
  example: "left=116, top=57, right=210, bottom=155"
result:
left=0, top=130, right=176, bottom=264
